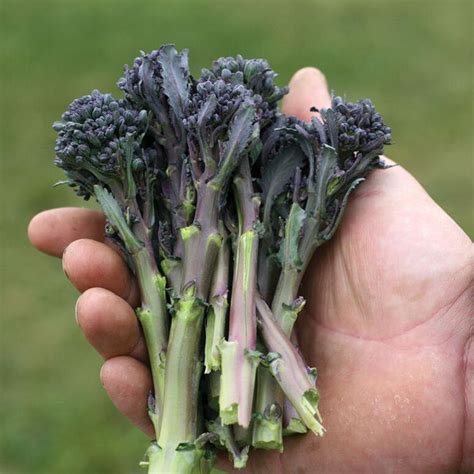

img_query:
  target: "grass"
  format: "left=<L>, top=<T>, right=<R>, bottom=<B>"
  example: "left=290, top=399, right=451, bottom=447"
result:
left=1, top=0, right=472, bottom=473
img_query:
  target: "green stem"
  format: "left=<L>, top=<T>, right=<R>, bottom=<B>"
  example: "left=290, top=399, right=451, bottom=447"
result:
left=148, top=182, right=223, bottom=473
left=94, top=185, right=168, bottom=436
left=220, top=158, right=260, bottom=428
left=253, top=199, right=310, bottom=445
left=256, top=296, right=324, bottom=437
left=271, top=268, right=302, bottom=333
left=134, top=248, right=168, bottom=435
left=252, top=366, right=283, bottom=450
left=204, top=227, right=230, bottom=374
left=204, top=302, right=227, bottom=373
left=181, top=184, right=221, bottom=299
left=161, top=256, right=182, bottom=296
left=252, top=267, right=305, bottom=446
left=152, top=289, right=208, bottom=474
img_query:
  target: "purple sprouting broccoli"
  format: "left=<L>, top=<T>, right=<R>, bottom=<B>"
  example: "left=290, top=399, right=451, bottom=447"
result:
left=202, top=54, right=288, bottom=125
left=181, top=64, right=262, bottom=434
left=50, top=45, right=393, bottom=473
left=149, top=57, right=264, bottom=472
left=252, top=96, right=391, bottom=448
left=118, top=45, right=194, bottom=293
left=185, top=58, right=284, bottom=432
left=53, top=90, right=168, bottom=438
left=54, top=91, right=149, bottom=197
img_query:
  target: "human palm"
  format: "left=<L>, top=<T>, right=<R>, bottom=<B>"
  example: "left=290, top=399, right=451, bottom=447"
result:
left=29, top=68, right=473, bottom=473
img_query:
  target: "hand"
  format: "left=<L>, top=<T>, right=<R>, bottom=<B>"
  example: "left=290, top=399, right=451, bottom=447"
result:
left=28, top=68, right=473, bottom=473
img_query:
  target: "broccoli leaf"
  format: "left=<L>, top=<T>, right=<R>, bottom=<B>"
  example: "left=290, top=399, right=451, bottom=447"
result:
left=212, top=102, right=256, bottom=188
left=277, top=202, right=306, bottom=271
left=158, top=45, right=190, bottom=119
left=261, top=145, right=305, bottom=227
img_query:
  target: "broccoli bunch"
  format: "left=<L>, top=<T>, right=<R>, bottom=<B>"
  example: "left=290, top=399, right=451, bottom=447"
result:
left=52, top=45, right=391, bottom=474
left=54, top=91, right=150, bottom=198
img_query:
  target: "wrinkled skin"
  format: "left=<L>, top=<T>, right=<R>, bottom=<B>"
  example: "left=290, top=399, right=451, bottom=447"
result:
left=29, top=68, right=473, bottom=473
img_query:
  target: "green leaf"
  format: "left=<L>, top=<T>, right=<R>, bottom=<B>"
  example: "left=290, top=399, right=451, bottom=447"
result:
left=327, top=175, right=342, bottom=196
left=277, top=202, right=306, bottom=270
left=318, top=145, right=339, bottom=187
left=307, top=144, right=339, bottom=221
left=260, top=145, right=305, bottom=227
left=158, top=44, right=190, bottom=119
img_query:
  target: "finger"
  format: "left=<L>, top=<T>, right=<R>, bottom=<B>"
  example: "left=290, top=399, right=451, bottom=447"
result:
left=100, top=356, right=154, bottom=437
left=76, top=288, right=147, bottom=362
left=28, top=207, right=105, bottom=258
left=63, top=238, right=140, bottom=306
left=282, top=67, right=331, bottom=122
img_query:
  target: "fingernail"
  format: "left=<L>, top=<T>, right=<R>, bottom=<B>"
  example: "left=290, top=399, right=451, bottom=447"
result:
left=283, top=67, right=331, bottom=123
left=289, top=67, right=328, bottom=88
left=62, top=246, right=71, bottom=281
left=74, top=298, right=80, bottom=326
left=99, top=365, right=105, bottom=386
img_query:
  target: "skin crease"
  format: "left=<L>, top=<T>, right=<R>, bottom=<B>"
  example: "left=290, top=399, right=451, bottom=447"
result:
left=28, top=67, right=473, bottom=473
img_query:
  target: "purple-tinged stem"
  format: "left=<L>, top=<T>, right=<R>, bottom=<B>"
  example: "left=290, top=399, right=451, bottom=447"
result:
left=255, top=294, right=324, bottom=437
left=219, top=157, right=261, bottom=428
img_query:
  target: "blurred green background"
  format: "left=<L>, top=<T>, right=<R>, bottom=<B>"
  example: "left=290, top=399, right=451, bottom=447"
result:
left=1, top=0, right=472, bottom=473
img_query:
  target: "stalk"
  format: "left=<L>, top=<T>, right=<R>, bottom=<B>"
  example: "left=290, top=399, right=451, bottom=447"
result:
left=219, top=157, right=261, bottom=428
left=252, top=297, right=305, bottom=445
left=150, top=285, right=208, bottom=473
left=252, top=203, right=307, bottom=445
left=255, top=295, right=324, bottom=436
left=204, top=225, right=230, bottom=374
left=180, top=184, right=221, bottom=298
left=252, top=365, right=283, bottom=450
left=94, top=185, right=167, bottom=435
left=254, top=157, right=366, bottom=443
left=152, top=99, right=256, bottom=469
left=203, top=226, right=230, bottom=416
left=271, top=269, right=303, bottom=333
left=134, top=248, right=168, bottom=435
left=282, top=331, right=309, bottom=436
left=252, top=318, right=306, bottom=443
left=150, top=182, right=222, bottom=473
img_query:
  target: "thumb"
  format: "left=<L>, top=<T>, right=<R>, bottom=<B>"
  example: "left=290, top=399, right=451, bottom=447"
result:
left=282, top=67, right=331, bottom=122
